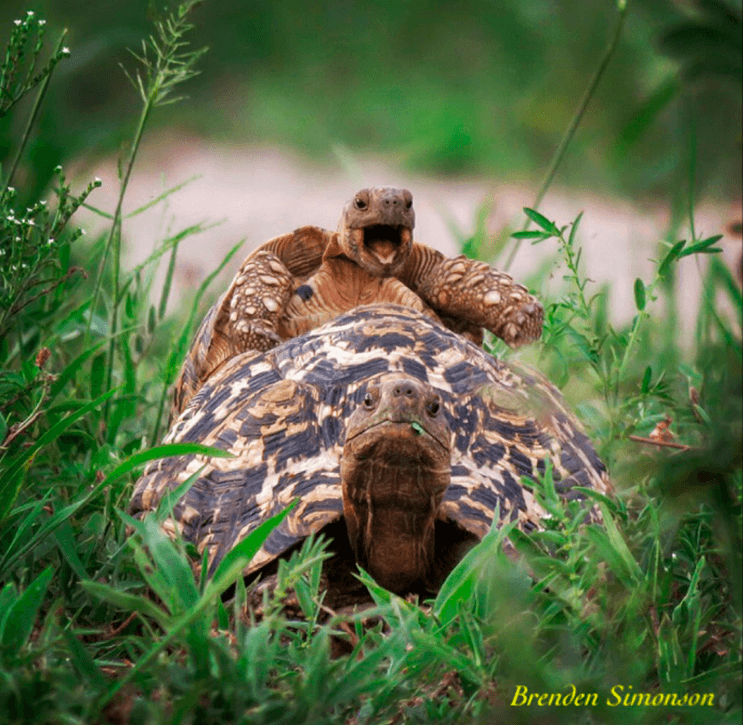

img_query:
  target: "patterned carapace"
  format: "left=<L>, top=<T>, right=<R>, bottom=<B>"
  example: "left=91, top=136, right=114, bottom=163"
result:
left=133, top=304, right=610, bottom=595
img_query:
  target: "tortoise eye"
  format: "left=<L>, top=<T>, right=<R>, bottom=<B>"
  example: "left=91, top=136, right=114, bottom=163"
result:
left=403, top=191, right=413, bottom=209
left=362, top=383, right=380, bottom=410
left=354, top=197, right=367, bottom=210
left=426, top=396, right=441, bottom=417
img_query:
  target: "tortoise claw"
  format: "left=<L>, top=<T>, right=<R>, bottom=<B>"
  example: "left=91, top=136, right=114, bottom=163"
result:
left=496, top=300, right=544, bottom=347
left=240, top=322, right=283, bottom=352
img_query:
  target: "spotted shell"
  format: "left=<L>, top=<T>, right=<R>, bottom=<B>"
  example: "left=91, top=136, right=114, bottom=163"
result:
left=131, top=304, right=610, bottom=579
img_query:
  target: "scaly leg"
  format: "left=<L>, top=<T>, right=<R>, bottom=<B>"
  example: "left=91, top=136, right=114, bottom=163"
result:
left=412, top=253, right=543, bottom=347
left=172, top=249, right=295, bottom=419
left=172, top=226, right=331, bottom=419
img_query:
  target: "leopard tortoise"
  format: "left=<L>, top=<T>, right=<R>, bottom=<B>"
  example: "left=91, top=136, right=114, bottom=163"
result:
left=133, top=304, right=610, bottom=600
left=172, top=187, right=543, bottom=418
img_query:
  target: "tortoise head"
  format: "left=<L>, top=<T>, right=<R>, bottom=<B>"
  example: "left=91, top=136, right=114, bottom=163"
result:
left=334, top=187, right=415, bottom=277
left=340, top=374, right=451, bottom=593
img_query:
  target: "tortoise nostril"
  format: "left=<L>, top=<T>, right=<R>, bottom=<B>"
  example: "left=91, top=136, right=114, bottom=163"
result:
left=393, top=384, right=416, bottom=398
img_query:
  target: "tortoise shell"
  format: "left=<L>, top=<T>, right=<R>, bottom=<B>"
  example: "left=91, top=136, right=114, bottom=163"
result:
left=132, top=304, right=610, bottom=595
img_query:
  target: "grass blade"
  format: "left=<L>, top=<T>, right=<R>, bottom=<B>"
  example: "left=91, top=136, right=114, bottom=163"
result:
left=101, top=442, right=233, bottom=487
left=0, top=566, right=53, bottom=660
left=125, top=174, right=202, bottom=219
left=678, top=234, right=724, bottom=257
left=634, top=277, right=646, bottom=310
left=53, top=522, right=89, bottom=581
left=61, top=626, right=107, bottom=689
left=98, top=502, right=295, bottom=710
left=155, top=467, right=203, bottom=522
left=82, top=580, right=175, bottom=625
left=152, top=238, right=244, bottom=442
left=48, top=341, right=107, bottom=402
left=159, top=230, right=179, bottom=320
left=0, top=498, right=87, bottom=571
left=211, top=499, right=297, bottom=581
left=523, top=207, right=558, bottom=234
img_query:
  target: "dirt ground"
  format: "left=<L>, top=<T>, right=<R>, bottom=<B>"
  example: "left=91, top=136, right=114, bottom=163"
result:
left=77, top=137, right=741, bottom=346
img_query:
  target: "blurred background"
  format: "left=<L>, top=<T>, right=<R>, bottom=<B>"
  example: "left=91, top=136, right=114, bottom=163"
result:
left=0, top=0, right=741, bottom=333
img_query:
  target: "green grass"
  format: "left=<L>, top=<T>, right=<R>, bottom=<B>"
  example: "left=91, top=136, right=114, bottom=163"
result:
left=0, top=6, right=740, bottom=725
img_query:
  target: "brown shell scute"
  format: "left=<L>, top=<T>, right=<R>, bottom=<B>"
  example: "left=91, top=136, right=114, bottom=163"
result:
left=132, top=304, right=610, bottom=579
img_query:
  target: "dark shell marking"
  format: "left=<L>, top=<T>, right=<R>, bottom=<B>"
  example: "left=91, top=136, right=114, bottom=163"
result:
left=131, top=304, right=610, bottom=577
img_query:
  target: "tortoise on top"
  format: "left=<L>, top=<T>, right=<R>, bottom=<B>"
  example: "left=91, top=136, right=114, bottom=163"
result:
left=172, top=187, right=543, bottom=417
left=135, top=304, right=609, bottom=601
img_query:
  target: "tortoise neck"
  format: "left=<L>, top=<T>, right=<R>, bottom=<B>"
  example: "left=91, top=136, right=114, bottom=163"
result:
left=341, top=436, right=450, bottom=593
left=361, top=504, right=438, bottom=593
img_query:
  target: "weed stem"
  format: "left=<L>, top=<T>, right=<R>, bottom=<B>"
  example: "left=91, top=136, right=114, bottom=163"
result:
left=504, top=1, right=628, bottom=271
left=1, top=31, right=67, bottom=199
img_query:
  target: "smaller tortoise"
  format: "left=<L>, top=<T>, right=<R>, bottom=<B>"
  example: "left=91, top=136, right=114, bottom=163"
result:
left=135, top=304, right=609, bottom=601
left=172, top=187, right=543, bottom=417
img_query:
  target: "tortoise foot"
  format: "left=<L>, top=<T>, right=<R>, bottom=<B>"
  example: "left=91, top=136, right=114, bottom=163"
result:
left=424, top=255, right=543, bottom=347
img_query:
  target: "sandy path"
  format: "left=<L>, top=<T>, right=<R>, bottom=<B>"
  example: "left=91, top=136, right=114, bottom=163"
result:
left=77, top=138, right=740, bottom=344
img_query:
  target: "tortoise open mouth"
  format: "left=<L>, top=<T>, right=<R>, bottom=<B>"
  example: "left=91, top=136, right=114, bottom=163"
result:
left=363, top=224, right=403, bottom=265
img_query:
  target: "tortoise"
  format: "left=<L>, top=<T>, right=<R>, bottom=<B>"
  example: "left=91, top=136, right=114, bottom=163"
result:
left=133, top=304, right=610, bottom=601
left=172, top=187, right=543, bottom=418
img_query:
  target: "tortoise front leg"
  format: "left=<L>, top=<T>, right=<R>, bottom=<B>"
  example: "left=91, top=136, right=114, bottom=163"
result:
left=407, top=249, right=543, bottom=347
left=171, top=250, right=296, bottom=418
left=171, top=226, right=331, bottom=418
left=215, top=225, right=332, bottom=351
left=218, top=249, right=297, bottom=350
